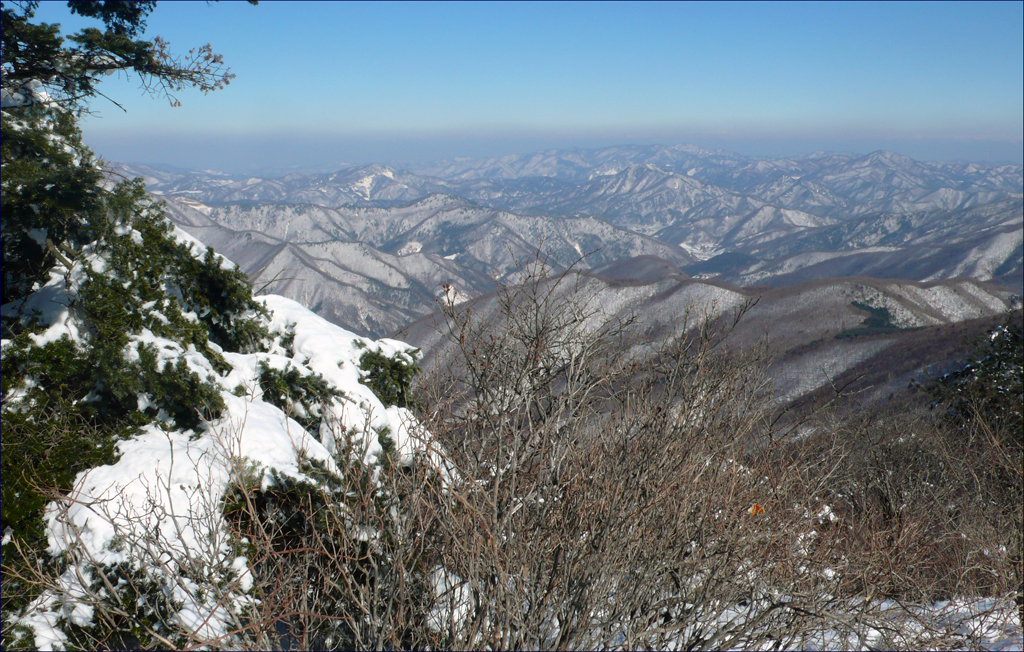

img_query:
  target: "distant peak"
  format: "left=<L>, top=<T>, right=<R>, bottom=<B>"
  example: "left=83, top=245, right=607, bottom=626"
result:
left=863, top=150, right=914, bottom=165
left=360, top=162, right=397, bottom=176
left=623, top=162, right=667, bottom=174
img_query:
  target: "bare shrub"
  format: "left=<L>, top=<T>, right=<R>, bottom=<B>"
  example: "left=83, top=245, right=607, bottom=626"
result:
left=409, top=264, right=910, bottom=649
left=794, top=404, right=1020, bottom=602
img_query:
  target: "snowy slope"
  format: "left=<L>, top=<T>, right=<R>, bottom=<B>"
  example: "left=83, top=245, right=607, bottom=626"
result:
left=3, top=227, right=435, bottom=649
left=163, top=194, right=693, bottom=337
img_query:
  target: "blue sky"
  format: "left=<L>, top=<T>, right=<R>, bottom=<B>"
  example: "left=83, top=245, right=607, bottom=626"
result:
left=34, top=1, right=1024, bottom=172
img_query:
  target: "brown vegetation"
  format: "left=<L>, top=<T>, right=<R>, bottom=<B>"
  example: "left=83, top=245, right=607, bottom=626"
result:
left=4, top=263, right=1020, bottom=650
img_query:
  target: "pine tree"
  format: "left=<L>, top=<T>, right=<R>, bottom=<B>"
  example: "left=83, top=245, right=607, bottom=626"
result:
left=930, top=311, right=1023, bottom=436
left=2, top=2, right=264, bottom=641
left=3, top=10, right=442, bottom=648
left=2, top=0, right=249, bottom=304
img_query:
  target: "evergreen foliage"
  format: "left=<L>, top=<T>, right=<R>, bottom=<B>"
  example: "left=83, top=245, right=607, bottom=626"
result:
left=1, top=3, right=267, bottom=640
left=834, top=300, right=902, bottom=339
left=256, top=359, right=340, bottom=435
left=3, top=6, right=434, bottom=646
left=1, top=1, right=245, bottom=114
left=1, top=170, right=268, bottom=566
left=0, top=104, right=103, bottom=303
left=930, top=311, right=1023, bottom=435
left=358, top=347, right=421, bottom=409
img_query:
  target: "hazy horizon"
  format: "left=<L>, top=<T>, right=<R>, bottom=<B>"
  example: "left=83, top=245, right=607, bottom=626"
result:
left=108, top=134, right=1023, bottom=178
left=33, top=1, right=1023, bottom=174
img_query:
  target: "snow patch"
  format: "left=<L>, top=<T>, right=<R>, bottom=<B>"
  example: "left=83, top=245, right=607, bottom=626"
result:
left=398, top=240, right=423, bottom=256
left=678, top=241, right=723, bottom=261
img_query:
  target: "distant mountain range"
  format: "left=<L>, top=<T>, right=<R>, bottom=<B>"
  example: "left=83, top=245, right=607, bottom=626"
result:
left=163, top=193, right=689, bottom=337
left=120, top=144, right=1021, bottom=348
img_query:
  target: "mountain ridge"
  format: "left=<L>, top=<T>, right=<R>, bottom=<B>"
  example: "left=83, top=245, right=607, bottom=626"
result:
left=125, top=143, right=1020, bottom=340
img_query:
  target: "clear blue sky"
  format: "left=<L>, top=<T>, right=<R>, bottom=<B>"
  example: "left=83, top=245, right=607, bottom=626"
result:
left=34, top=1, right=1024, bottom=173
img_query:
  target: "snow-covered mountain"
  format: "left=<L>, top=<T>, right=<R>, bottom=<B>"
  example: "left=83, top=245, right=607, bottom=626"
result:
left=119, top=144, right=1022, bottom=337
left=121, top=162, right=454, bottom=207
left=164, top=194, right=692, bottom=337
left=687, top=199, right=1023, bottom=291
left=126, top=144, right=1021, bottom=217
left=437, top=151, right=1021, bottom=238
left=405, top=144, right=747, bottom=182
left=400, top=270, right=1018, bottom=409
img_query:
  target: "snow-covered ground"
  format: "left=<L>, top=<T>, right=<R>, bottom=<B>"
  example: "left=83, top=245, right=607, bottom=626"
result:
left=3, top=226, right=437, bottom=649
